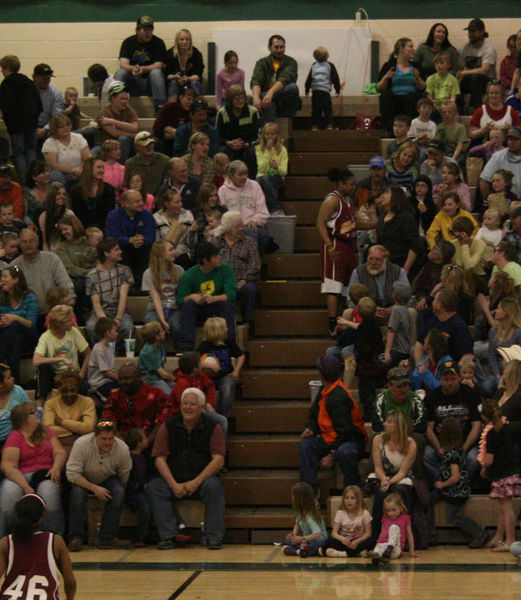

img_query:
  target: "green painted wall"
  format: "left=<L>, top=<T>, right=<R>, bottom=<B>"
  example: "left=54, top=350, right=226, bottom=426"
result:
left=2, top=1, right=521, bottom=23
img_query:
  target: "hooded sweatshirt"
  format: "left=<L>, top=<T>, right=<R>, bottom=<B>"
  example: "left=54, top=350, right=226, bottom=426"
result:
left=218, top=177, right=269, bottom=226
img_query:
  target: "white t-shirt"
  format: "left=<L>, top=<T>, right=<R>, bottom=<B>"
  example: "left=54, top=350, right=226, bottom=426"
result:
left=334, top=508, right=372, bottom=540
left=42, top=133, right=88, bottom=171
left=408, top=118, right=436, bottom=141
left=476, top=226, right=502, bottom=247
left=141, top=265, right=184, bottom=313
left=458, top=40, right=497, bottom=79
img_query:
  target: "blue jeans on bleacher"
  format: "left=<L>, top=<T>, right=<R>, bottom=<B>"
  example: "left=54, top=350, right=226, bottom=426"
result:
left=167, top=78, right=202, bottom=99
left=179, top=299, right=236, bottom=351
left=114, top=68, right=166, bottom=110
left=69, top=475, right=126, bottom=543
left=144, top=308, right=181, bottom=349
left=238, top=281, right=258, bottom=323
left=10, top=129, right=37, bottom=182
left=424, top=444, right=479, bottom=483
left=259, top=83, right=300, bottom=124
left=299, top=435, right=365, bottom=491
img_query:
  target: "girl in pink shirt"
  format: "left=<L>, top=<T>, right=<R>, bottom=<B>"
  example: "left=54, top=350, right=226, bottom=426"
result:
left=372, top=493, right=417, bottom=563
left=102, top=140, right=125, bottom=204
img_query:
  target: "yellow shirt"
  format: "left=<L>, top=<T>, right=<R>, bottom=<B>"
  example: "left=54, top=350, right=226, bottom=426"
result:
left=42, top=393, right=96, bottom=438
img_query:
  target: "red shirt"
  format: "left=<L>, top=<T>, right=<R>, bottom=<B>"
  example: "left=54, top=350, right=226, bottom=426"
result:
left=103, top=383, right=167, bottom=437
left=0, top=181, right=24, bottom=219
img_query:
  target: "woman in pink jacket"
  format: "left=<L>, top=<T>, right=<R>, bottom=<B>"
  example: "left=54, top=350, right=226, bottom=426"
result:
left=218, top=160, right=269, bottom=249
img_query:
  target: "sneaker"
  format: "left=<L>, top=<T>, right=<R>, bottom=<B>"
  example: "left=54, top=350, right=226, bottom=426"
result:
left=283, top=546, right=299, bottom=556
left=371, top=552, right=381, bottom=565
left=381, top=546, right=393, bottom=563
left=68, top=537, right=83, bottom=552
left=468, top=530, right=490, bottom=549
left=97, top=538, right=132, bottom=550
left=175, top=533, right=193, bottom=545
left=207, top=540, right=223, bottom=550
left=133, top=541, right=146, bottom=548
left=325, top=548, right=347, bottom=558
left=157, top=538, right=175, bottom=550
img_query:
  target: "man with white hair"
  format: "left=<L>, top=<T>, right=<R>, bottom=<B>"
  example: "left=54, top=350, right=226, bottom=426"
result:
left=148, top=387, right=226, bottom=550
left=212, top=210, right=260, bottom=327
left=347, top=245, right=409, bottom=320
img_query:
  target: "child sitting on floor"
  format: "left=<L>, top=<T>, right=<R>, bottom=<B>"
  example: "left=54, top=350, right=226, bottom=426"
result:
left=283, top=482, right=327, bottom=556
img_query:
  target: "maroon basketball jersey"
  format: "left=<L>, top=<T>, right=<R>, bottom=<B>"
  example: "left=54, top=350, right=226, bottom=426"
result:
left=0, top=531, right=60, bottom=600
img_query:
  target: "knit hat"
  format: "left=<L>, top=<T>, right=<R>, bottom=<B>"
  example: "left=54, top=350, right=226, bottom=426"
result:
left=317, top=355, right=342, bottom=382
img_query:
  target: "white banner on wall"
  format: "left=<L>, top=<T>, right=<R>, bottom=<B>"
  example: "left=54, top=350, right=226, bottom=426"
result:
left=212, top=27, right=373, bottom=96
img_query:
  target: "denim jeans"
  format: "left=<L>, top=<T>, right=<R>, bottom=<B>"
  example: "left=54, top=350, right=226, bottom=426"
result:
left=167, top=78, right=202, bottom=99
left=69, top=476, right=126, bottom=542
left=126, top=491, right=152, bottom=542
left=0, top=473, right=64, bottom=538
left=10, top=129, right=37, bottom=182
left=148, top=475, right=225, bottom=543
left=238, top=282, right=258, bottom=323
left=299, top=435, right=364, bottom=491
left=149, top=378, right=174, bottom=396
left=259, top=83, right=300, bottom=123
left=215, top=375, right=236, bottom=417
left=49, top=170, right=79, bottom=194
left=0, top=321, right=37, bottom=383
left=428, top=489, right=484, bottom=539
left=424, top=444, right=479, bottom=483
left=144, top=308, right=181, bottom=349
left=285, top=533, right=326, bottom=556
left=205, top=410, right=228, bottom=438
left=179, top=299, right=236, bottom=350
left=114, top=68, right=166, bottom=109
left=256, top=174, right=283, bottom=213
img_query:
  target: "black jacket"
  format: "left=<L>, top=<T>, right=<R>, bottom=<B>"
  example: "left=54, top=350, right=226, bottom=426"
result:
left=0, top=73, right=42, bottom=133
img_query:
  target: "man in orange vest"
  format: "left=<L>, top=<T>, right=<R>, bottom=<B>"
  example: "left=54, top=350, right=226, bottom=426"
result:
left=299, top=356, right=367, bottom=499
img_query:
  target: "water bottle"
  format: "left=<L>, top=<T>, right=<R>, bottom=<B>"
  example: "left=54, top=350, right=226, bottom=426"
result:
left=95, top=522, right=101, bottom=545
left=200, top=522, right=206, bottom=546
left=299, top=540, right=309, bottom=558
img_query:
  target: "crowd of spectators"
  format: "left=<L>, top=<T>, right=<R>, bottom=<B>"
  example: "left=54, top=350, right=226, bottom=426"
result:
left=2, top=15, right=521, bottom=559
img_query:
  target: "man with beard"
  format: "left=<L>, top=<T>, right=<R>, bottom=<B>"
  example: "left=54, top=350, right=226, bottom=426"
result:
left=347, top=245, right=409, bottom=321
left=458, top=19, right=497, bottom=112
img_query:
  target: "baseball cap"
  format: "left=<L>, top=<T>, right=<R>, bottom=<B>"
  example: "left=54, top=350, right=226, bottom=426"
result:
left=136, top=15, right=154, bottom=28
left=507, top=126, right=521, bottom=139
left=427, top=139, right=445, bottom=153
left=33, top=63, right=54, bottom=77
left=134, top=131, right=155, bottom=146
left=317, top=355, right=342, bottom=382
left=439, top=359, right=459, bottom=376
left=190, top=98, right=208, bottom=114
left=387, top=367, right=409, bottom=385
left=369, top=156, right=386, bottom=169
left=464, top=18, right=485, bottom=32
left=108, top=80, right=127, bottom=98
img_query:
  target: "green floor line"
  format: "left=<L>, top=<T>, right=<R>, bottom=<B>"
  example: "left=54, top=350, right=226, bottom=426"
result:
left=71, top=561, right=520, bottom=573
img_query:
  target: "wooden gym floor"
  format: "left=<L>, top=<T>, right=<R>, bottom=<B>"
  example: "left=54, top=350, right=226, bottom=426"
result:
left=61, top=545, right=521, bottom=599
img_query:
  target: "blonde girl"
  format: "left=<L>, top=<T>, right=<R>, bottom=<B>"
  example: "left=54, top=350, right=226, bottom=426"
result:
left=255, top=122, right=288, bottom=214
left=141, top=239, right=184, bottom=349
left=372, top=492, right=416, bottom=563
left=283, top=482, right=327, bottom=556
left=433, top=162, right=471, bottom=210
left=480, top=400, right=521, bottom=552
left=322, top=485, right=372, bottom=557
left=128, top=173, right=154, bottom=211
left=459, top=356, right=476, bottom=388
left=197, top=316, right=245, bottom=417
left=63, top=85, right=90, bottom=130
left=487, top=298, right=521, bottom=387
left=165, top=28, right=204, bottom=97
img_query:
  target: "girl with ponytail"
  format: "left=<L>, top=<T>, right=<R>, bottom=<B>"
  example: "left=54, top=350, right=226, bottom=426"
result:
left=0, top=494, right=76, bottom=599
left=479, top=400, right=521, bottom=552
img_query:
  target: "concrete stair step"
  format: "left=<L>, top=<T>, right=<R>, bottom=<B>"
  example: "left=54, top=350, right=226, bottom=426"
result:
left=221, top=469, right=334, bottom=505
left=295, top=226, right=321, bottom=252
left=291, top=129, right=381, bottom=152
left=259, top=280, right=323, bottom=307
left=233, top=400, right=310, bottom=433
left=253, top=309, right=328, bottom=337
left=247, top=338, right=332, bottom=367
left=227, top=434, right=301, bottom=468
left=241, top=368, right=317, bottom=399
left=288, top=152, right=375, bottom=174
left=266, top=253, right=321, bottom=279
left=281, top=201, right=321, bottom=225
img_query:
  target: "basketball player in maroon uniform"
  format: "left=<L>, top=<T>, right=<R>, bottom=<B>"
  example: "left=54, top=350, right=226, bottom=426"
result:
left=316, top=167, right=358, bottom=336
left=0, top=494, right=76, bottom=600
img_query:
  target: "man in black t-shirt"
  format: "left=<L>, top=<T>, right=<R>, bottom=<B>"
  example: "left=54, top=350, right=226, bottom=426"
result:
left=424, top=359, right=481, bottom=483
left=114, top=15, right=166, bottom=113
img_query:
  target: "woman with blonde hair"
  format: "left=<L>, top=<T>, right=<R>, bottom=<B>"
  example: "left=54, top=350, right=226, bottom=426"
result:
left=255, top=122, right=288, bottom=214
left=165, top=28, right=204, bottom=97
left=182, top=131, right=216, bottom=187
left=141, top=239, right=185, bottom=349
left=482, top=298, right=521, bottom=397
left=384, top=141, right=418, bottom=195
left=370, top=410, right=417, bottom=538
left=42, top=113, right=91, bottom=189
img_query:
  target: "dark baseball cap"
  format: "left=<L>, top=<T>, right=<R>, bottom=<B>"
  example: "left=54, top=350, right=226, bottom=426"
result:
left=369, top=156, right=386, bottom=169
left=507, top=126, right=521, bottom=139
left=427, top=139, right=445, bottom=153
left=439, top=359, right=459, bottom=376
left=387, top=367, right=409, bottom=385
left=464, top=18, right=485, bottom=32
left=33, top=63, right=54, bottom=77
left=190, top=98, right=208, bottom=113
left=137, top=15, right=154, bottom=28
